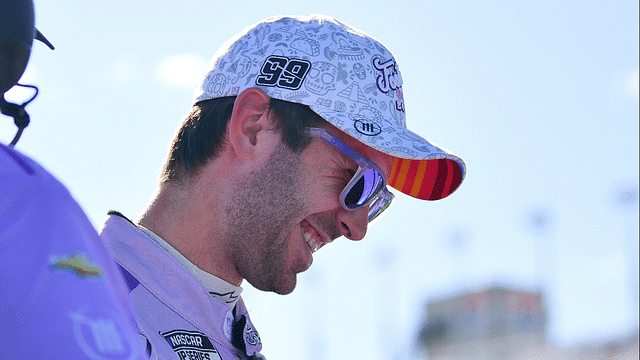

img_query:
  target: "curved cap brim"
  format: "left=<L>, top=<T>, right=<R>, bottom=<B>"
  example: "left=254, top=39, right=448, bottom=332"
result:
left=310, top=106, right=466, bottom=200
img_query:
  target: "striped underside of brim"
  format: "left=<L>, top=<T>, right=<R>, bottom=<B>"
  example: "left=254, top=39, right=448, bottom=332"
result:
left=389, top=157, right=464, bottom=200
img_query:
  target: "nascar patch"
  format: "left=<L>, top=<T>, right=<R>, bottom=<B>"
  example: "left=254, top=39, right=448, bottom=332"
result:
left=161, top=330, right=221, bottom=360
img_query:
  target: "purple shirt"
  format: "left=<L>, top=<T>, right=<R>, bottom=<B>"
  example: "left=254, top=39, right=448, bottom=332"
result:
left=0, top=144, right=147, bottom=359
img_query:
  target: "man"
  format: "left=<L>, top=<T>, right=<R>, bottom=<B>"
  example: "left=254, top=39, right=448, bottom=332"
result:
left=0, top=0, right=146, bottom=358
left=99, top=14, right=466, bottom=360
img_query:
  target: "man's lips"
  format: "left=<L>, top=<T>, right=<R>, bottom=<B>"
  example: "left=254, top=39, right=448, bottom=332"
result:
left=300, top=219, right=328, bottom=253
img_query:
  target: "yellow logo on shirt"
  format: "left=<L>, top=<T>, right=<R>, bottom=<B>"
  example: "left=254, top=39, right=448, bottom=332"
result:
left=50, top=254, right=103, bottom=278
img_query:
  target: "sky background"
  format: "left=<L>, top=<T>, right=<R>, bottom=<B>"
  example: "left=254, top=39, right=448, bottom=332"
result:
left=2, top=1, right=638, bottom=359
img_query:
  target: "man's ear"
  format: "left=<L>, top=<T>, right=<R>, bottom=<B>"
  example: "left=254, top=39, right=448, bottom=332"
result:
left=228, top=88, right=272, bottom=162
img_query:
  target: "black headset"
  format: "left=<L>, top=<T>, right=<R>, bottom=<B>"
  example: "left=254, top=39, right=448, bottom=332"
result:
left=0, top=0, right=54, bottom=147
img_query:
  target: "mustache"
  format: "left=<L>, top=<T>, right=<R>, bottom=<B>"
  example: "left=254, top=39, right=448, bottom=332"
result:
left=305, top=212, right=342, bottom=241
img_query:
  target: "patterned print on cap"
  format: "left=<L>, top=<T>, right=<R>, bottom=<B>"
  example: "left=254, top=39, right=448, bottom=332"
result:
left=193, top=14, right=466, bottom=200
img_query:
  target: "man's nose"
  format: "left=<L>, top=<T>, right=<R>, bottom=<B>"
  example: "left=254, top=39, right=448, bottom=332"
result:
left=335, top=205, right=369, bottom=240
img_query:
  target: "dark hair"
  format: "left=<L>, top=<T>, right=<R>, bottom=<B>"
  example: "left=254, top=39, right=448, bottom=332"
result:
left=161, top=96, right=323, bottom=182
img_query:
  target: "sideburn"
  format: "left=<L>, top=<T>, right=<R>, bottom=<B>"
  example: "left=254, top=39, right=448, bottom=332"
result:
left=223, top=141, right=307, bottom=293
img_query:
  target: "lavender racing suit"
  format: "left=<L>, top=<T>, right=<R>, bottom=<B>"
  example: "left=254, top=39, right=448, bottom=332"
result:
left=99, top=212, right=264, bottom=360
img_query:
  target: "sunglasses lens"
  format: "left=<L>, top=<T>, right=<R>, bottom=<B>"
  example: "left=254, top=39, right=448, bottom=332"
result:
left=368, top=190, right=395, bottom=223
left=344, top=168, right=384, bottom=209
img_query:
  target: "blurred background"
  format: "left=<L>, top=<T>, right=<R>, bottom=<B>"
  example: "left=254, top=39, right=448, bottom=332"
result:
left=2, top=0, right=637, bottom=359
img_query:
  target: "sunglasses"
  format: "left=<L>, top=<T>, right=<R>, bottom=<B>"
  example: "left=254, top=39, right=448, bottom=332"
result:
left=306, top=127, right=395, bottom=223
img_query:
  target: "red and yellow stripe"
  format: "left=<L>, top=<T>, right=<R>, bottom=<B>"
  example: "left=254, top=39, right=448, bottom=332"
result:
left=389, top=158, right=463, bottom=200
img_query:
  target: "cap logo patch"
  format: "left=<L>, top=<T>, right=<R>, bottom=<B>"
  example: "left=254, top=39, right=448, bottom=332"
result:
left=372, top=56, right=402, bottom=94
left=354, top=119, right=382, bottom=136
left=256, top=55, right=311, bottom=90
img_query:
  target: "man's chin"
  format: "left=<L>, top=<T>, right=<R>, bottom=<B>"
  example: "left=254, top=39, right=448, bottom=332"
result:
left=273, top=287, right=295, bottom=295
left=249, top=276, right=297, bottom=295
left=272, top=279, right=297, bottom=295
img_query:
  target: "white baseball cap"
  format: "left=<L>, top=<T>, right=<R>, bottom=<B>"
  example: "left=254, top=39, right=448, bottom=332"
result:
left=193, top=14, right=466, bottom=200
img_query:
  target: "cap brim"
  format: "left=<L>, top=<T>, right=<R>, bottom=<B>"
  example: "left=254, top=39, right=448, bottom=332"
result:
left=310, top=106, right=466, bottom=201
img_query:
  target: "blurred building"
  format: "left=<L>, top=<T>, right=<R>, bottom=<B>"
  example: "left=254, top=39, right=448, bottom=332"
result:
left=417, top=286, right=547, bottom=359
left=416, top=285, right=639, bottom=359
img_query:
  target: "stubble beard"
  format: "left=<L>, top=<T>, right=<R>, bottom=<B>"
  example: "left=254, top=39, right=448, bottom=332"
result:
left=224, top=142, right=307, bottom=295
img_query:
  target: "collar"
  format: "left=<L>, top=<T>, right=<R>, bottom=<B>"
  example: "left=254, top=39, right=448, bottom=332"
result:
left=137, top=225, right=243, bottom=309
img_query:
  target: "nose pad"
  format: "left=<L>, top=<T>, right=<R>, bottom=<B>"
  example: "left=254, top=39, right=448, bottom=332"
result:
left=337, top=206, right=369, bottom=240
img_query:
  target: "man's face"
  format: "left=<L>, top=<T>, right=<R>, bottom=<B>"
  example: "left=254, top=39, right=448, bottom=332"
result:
left=225, top=123, right=393, bottom=295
